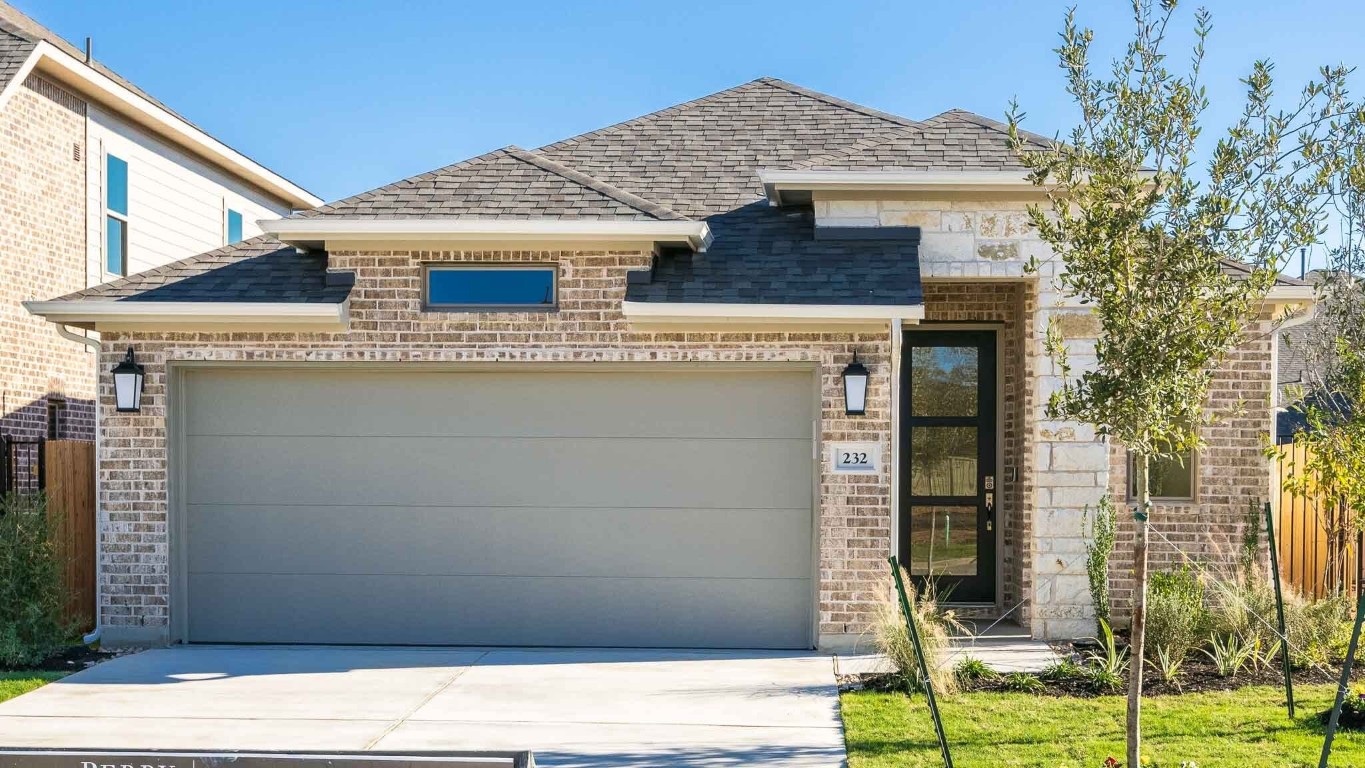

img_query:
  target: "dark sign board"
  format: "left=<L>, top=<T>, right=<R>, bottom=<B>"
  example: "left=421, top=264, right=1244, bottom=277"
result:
left=0, top=751, right=534, bottom=768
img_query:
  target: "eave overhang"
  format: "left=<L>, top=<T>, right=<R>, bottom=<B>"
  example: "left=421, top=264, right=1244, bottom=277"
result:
left=621, top=300, right=923, bottom=330
left=262, top=218, right=714, bottom=252
left=24, top=300, right=349, bottom=332
left=3, top=42, right=321, bottom=209
left=758, top=169, right=1041, bottom=206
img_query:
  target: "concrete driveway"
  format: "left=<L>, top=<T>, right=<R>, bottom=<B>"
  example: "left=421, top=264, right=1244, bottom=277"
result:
left=0, top=646, right=845, bottom=767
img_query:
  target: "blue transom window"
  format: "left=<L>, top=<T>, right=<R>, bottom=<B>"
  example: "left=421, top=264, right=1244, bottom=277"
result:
left=425, top=265, right=557, bottom=310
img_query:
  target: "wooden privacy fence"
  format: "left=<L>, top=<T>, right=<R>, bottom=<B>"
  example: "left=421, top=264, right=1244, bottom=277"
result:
left=1275, top=442, right=1359, bottom=600
left=3, top=439, right=98, bottom=632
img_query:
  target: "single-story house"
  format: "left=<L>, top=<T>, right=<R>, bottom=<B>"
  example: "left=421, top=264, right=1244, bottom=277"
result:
left=27, top=77, right=1314, bottom=649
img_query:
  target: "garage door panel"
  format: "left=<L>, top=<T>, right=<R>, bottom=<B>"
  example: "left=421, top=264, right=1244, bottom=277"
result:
left=188, top=572, right=812, bottom=648
left=187, top=504, right=812, bottom=580
left=184, top=369, right=814, bottom=440
left=187, top=435, right=812, bottom=510
left=182, top=366, right=815, bottom=648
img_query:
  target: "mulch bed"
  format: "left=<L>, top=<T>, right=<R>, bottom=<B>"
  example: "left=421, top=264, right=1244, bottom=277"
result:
left=1, top=644, right=120, bottom=673
left=846, top=642, right=1365, bottom=699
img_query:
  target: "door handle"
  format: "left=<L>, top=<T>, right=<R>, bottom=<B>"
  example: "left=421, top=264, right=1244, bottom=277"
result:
left=984, top=477, right=995, bottom=531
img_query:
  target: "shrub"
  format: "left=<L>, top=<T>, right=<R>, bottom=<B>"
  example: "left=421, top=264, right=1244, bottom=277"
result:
left=1206, top=571, right=1349, bottom=669
left=954, top=656, right=999, bottom=684
left=1145, top=568, right=1207, bottom=668
left=0, top=493, right=71, bottom=667
left=1084, top=495, right=1116, bottom=636
left=873, top=572, right=962, bottom=695
left=1001, top=671, right=1045, bottom=693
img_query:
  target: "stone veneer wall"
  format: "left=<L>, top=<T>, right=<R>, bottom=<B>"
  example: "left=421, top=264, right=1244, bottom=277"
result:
left=96, top=247, right=898, bottom=644
left=0, top=75, right=94, bottom=441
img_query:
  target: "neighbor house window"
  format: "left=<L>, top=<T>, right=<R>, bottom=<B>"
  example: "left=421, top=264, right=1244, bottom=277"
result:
left=46, top=398, right=64, bottom=439
left=105, top=154, right=129, bottom=275
left=1129, top=449, right=1196, bottom=500
left=424, top=265, right=557, bottom=310
left=226, top=208, right=243, bottom=244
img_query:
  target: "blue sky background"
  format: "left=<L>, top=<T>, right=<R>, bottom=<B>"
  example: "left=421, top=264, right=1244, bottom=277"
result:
left=17, top=0, right=1364, bottom=267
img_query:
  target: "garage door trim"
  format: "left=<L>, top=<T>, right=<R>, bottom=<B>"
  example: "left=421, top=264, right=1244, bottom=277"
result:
left=165, top=360, right=822, bottom=647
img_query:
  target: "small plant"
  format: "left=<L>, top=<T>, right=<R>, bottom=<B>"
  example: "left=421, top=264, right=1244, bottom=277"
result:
left=1084, top=495, right=1117, bottom=636
left=1148, top=645, right=1186, bottom=687
left=1201, top=633, right=1254, bottom=677
left=954, top=656, right=999, bottom=684
left=1040, top=658, right=1087, bottom=682
left=1002, top=671, right=1045, bottom=693
left=1320, top=688, right=1365, bottom=731
left=1084, top=619, right=1129, bottom=693
left=873, top=571, right=963, bottom=695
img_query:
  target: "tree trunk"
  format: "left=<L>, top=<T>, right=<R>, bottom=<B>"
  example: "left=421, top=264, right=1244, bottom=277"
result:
left=1127, top=455, right=1151, bottom=768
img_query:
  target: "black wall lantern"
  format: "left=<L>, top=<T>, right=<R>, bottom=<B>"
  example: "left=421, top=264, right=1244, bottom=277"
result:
left=111, top=347, right=145, bottom=413
left=841, top=352, right=870, bottom=416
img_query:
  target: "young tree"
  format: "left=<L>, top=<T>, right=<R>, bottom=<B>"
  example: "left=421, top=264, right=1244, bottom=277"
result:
left=1007, top=1, right=1359, bottom=763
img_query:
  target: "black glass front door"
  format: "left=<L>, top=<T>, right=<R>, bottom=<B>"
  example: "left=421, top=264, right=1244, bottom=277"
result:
left=900, top=330, right=997, bottom=602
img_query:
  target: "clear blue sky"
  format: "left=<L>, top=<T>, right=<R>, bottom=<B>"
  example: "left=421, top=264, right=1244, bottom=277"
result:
left=18, top=0, right=1364, bottom=265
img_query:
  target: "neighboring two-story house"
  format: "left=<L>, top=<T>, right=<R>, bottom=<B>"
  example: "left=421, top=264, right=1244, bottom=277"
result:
left=30, top=77, right=1312, bottom=649
left=0, top=1, right=319, bottom=444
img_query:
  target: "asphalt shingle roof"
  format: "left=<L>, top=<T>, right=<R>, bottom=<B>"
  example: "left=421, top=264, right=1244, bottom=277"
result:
left=793, top=110, right=1052, bottom=171
left=625, top=204, right=923, bottom=305
left=70, top=77, right=1287, bottom=308
left=296, top=146, right=686, bottom=221
left=51, top=236, right=349, bottom=303
left=0, top=19, right=35, bottom=95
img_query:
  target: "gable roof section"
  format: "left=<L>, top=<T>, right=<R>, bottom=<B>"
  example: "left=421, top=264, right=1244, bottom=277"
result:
left=296, top=146, right=686, bottom=221
left=534, top=77, right=920, bottom=219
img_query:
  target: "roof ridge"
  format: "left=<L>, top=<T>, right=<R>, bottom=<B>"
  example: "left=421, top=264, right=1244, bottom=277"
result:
left=535, top=78, right=772, bottom=154
left=756, top=77, right=921, bottom=129
left=508, top=146, right=687, bottom=221
left=928, top=108, right=1055, bottom=149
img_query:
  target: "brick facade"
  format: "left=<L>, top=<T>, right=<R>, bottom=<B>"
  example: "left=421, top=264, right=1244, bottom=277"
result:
left=0, top=75, right=94, bottom=442
left=92, top=199, right=1282, bottom=646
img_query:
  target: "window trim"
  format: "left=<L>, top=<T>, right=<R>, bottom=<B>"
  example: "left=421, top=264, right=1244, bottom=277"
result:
left=45, top=398, right=64, bottom=440
left=1127, top=448, right=1198, bottom=502
left=104, top=152, right=129, bottom=277
left=422, top=263, right=559, bottom=312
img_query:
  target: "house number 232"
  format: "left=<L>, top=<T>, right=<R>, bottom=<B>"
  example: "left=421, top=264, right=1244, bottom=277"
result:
left=831, top=443, right=880, bottom=473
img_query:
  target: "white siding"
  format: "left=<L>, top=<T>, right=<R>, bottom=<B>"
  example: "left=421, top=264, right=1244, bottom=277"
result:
left=85, top=104, right=292, bottom=284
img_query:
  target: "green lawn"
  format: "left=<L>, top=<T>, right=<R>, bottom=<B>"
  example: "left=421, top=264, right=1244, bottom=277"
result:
left=843, top=684, right=1365, bottom=767
left=0, top=671, right=65, bottom=704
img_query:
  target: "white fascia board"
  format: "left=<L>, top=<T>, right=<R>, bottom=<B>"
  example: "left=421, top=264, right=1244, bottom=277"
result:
left=28, top=42, right=321, bottom=209
left=24, top=300, right=348, bottom=330
left=758, top=169, right=1038, bottom=204
left=1265, top=284, right=1317, bottom=303
left=622, top=300, right=925, bottom=323
left=262, top=218, right=714, bottom=251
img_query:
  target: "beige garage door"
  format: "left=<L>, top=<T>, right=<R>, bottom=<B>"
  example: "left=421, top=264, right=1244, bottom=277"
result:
left=180, top=366, right=815, bottom=648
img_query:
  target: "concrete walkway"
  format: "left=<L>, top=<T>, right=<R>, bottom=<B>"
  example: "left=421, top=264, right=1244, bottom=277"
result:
left=0, top=646, right=845, bottom=767
left=835, top=621, right=1063, bottom=676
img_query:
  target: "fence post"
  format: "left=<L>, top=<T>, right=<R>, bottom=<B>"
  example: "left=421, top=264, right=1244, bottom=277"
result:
left=1265, top=502, right=1295, bottom=719
left=1320, top=586, right=1365, bottom=768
